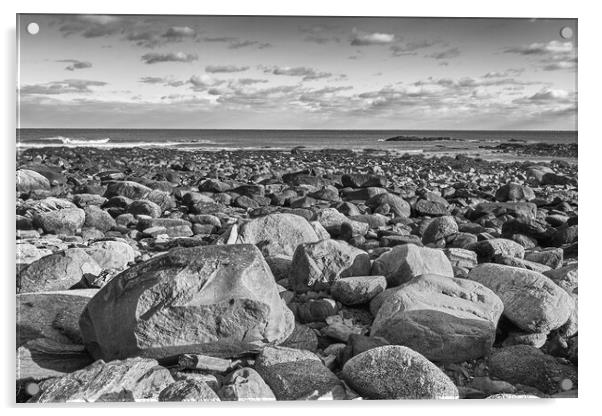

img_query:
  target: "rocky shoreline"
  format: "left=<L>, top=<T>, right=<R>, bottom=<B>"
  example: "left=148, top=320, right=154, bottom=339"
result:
left=16, top=145, right=578, bottom=402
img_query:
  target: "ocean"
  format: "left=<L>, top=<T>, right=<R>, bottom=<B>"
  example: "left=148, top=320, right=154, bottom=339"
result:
left=16, top=129, right=578, bottom=152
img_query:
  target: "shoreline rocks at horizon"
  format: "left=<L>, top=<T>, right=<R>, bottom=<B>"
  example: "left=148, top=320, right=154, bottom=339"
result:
left=16, top=145, right=577, bottom=402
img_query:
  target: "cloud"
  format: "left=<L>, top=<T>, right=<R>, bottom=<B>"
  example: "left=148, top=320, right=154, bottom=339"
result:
left=203, top=37, right=271, bottom=49
left=390, top=40, right=440, bottom=56
left=236, top=78, right=269, bottom=85
left=141, top=52, right=198, bottom=64
left=188, top=75, right=226, bottom=91
left=504, top=40, right=577, bottom=71
left=504, top=41, right=573, bottom=55
left=261, top=65, right=333, bottom=81
left=205, top=65, right=250, bottom=73
left=58, top=14, right=123, bottom=38
left=299, top=24, right=341, bottom=44
left=56, top=59, right=92, bottom=71
left=350, top=28, right=395, bottom=46
left=162, top=26, right=196, bottom=40
left=426, top=47, right=461, bottom=60
left=20, top=79, right=107, bottom=95
left=528, top=89, right=570, bottom=101
left=483, top=69, right=524, bottom=78
left=138, top=76, right=186, bottom=87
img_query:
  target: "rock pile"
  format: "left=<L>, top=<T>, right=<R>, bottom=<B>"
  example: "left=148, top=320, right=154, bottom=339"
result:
left=16, top=146, right=577, bottom=401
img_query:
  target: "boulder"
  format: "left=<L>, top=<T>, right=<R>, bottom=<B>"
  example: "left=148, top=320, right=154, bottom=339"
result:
left=330, top=276, right=387, bottom=306
left=290, top=239, right=371, bottom=292
left=83, top=205, right=116, bottom=232
left=159, top=379, right=220, bottom=402
left=128, top=200, right=162, bottom=218
left=370, top=274, right=503, bottom=363
left=341, top=346, right=458, bottom=399
left=312, top=208, right=369, bottom=237
left=366, top=193, right=411, bottom=218
left=235, top=213, right=319, bottom=259
left=254, top=346, right=344, bottom=400
left=495, top=183, right=535, bottom=202
left=84, top=240, right=136, bottom=270
left=218, top=367, right=276, bottom=401
left=341, top=173, right=388, bottom=188
left=104, top=181, right=152, bottom=200
left=469, top=238, right=525, bottom=261
left=35, top=208, right=85, bottom=235
left=422, top=216, right=458, bottom=245
left=414, top=199, right=449, bottom=217
left=79, top=244, right=294, bottom=361
left=28, top=357, right=173, bottom=403
left=17, top=169, right=51, bottom=193
left=18, top=249, right=101, bottom=293
left=371, top=244, right=453, bottom=287
left=468, top=263, right=573, bottom=333
left=16, top=243, right=52, bottom=266
left=488, top=345, right=577, bottom=395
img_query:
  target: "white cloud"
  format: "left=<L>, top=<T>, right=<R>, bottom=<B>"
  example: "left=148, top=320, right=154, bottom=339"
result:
left=350, top=28, right=395, bottom=46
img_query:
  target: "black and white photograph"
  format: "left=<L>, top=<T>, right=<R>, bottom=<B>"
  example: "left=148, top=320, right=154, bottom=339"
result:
left=15, top=11, right=578, bottom=403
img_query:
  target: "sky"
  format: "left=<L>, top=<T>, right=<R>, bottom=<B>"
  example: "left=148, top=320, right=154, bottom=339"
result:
left=17, top=14, right=577, bottom=130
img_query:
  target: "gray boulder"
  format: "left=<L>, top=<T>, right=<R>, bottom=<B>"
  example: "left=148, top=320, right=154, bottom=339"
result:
left=84, top=240, right=136, bottom=270
left=468, top=263, right=573, bottom=333
left=371, top=244, right=453, bottom=287
left=79, top=244, right=294, bottom=361
left=17, top=169, right=51, bottom=193
left=330, top=275, right=387, bottom=306
left=341, top=345, right=458, bottom=399
left=35, top=208, right=85, bottom=235
left=370, top=274, right=503, bottom=363
left=218, top=367, right=276, bottom=401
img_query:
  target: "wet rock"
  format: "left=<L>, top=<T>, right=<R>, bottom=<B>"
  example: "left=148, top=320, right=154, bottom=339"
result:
left=79, top=244, right=294, bottom=361
left=291, top=239, right=371, bottom=292
left=341, top=345, right=458, bottom=399
left=254, top=346, right=344, bottom=400
left=18, top=249, right=101, bottom=293
left=468, top=263, right=573, bottom=333
left=371, top=274, right=503, bottom=363
left=371, top=244, right=453, bottom=287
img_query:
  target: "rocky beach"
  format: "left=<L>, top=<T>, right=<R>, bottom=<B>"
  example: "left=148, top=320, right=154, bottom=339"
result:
left=16, top=144, right=578, bottom=402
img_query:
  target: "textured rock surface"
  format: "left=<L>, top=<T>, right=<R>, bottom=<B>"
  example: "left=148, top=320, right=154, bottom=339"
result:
left=330, top=275, right=387, bottom=306
left=35, top=208, right=86, bottom=235
left=18, top=249, right=101, bottom=293
left=371, top=244, right=453, bottom=287
left=371, top=274, right=503, bottom=362
left=28, top=357, right=174, bottom=402
left=80, top=244, right=294, bottom=360
left=468, top=263, right=573, bottom=333
left=159, top=379, right=220, bottom=402
left=290, top=239, right=371, bottom=292
left=84, top=240, right=136, bottom=270
left=17, top=169, right=51, bottom=193
left=254, top=346, right=344, bottom=400
left=218, top=367, right=276, bottom=401
left=341, top=346, right=458, bottom=399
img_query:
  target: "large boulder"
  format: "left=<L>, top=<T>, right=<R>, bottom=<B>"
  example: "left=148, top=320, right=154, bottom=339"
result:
left=468, top=264, right=573, bottom=333
left=422, top=216, right=458, bottom=245
left=83, top=205, right=116, bottom=232
left=234, top=213, right=319, bottom=259
left=79, top=244, right=295, bottom=361
left=218, top=367, right=276, bottom=401
left=290, top=239, right=371, bottom=292
left=473, top=202, right=537, bottom=221
left=371, top=244, right=453, bottom=287
left=28, top=357, right=173, bottom=403
left=254, top=346, right=344, bottom=400
left=495, top=183, right=535, bottom=202
left=330, top=275, right=387, bottom=306
left=341, top=346, right=458, bottom=399
left=341, top=173, right=388, bottom=188
left=370, top=274, right=503, bottom=363
left=469, top=238, right=525, bottom=262
left=17, top=169, right=51, bottom=193
left=18, top=249, right=101, bottom=293
left=35, top=208, right=85, bottom=235
left=159, top=379, right=220, bottom=402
